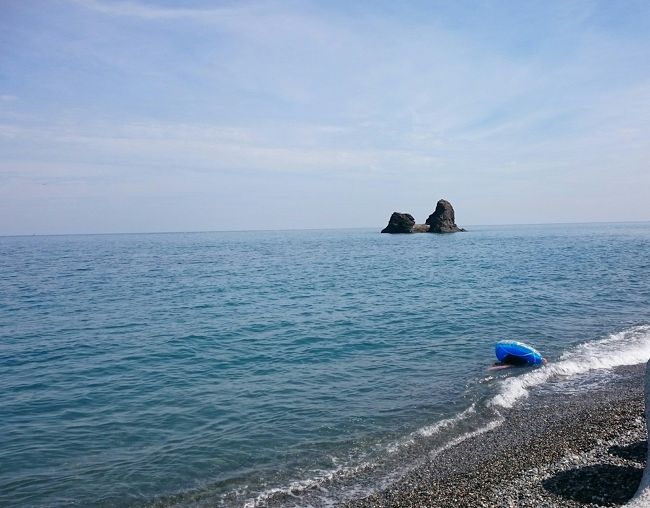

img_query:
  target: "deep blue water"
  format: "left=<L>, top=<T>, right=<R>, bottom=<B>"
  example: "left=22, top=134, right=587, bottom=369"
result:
left=2, top=223, right=650, bottom=507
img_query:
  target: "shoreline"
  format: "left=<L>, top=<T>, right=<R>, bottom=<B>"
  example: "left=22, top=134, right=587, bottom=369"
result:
left=347, top=364, right=647, bottom=507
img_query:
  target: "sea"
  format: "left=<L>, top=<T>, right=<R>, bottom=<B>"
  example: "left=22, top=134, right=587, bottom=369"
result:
left=2, top=222, right=650, bottom=507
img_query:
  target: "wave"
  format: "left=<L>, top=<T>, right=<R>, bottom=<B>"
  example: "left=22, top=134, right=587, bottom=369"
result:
left=242, top=405, right=483, bottom=507
left=384, top=403, right=477, bottom=454
left=490, top=324, right=650, bottom=408
left=242, top=459, right=377, bottom=508
left=428, top=418, right=504, bottom=459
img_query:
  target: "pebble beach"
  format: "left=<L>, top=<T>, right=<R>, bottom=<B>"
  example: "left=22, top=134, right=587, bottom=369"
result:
left=348, top=364, right=647, bottom=508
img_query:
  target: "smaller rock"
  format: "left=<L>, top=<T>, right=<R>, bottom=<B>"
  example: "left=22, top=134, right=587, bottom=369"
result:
left=381, top=212, right=415, bottom=234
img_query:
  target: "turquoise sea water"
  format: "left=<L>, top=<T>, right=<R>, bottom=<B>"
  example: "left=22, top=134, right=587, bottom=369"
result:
left=2, top=223, right=650, bottom=507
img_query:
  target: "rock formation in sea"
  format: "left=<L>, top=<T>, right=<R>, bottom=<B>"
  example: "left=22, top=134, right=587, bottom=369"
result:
left=381, top=212, right=416, bottom=234
left=425, top=199, right=466, bottom=233
left=380, top=199, right=465, bottom=234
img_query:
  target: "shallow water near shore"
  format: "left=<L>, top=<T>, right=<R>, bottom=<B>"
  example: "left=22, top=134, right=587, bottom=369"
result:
left=2, top=222, right=650, bottom=507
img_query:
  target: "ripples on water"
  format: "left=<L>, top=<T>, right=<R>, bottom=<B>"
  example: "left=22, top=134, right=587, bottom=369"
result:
left=1, top=223, right=650, bottom=506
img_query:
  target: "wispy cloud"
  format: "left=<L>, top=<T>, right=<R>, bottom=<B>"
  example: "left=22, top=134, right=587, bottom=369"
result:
left=0, top=119, right=441, bottom=182
left=71, top=0, right=343, bottom=46
left=72, top=0, right=246, bottom=20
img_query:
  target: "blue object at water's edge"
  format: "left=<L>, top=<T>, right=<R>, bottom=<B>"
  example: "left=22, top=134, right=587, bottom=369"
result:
left=1, top=223, right=650, bottom=507
left=495, top=340, right=544, bottom=365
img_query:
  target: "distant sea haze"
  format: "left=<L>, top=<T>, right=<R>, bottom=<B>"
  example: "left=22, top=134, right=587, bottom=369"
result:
left=2, top=223, right=650, bottom=507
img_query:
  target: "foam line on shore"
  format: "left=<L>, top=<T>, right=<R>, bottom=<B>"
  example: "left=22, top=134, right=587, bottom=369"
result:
left=416, top=404, right=477, bottom=438
left=244, top=404, right=483, bottom=507
left=490, top=324, right=650, bottom=408
left=384, top=404, right=477, bottom=454
left=427, top=417, right=505, bottom=459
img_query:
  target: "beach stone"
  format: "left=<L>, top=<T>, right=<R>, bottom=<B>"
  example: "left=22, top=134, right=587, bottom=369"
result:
left=381, top=212, right=416, bottom=234
left=425, top=199, right=465, bottom=233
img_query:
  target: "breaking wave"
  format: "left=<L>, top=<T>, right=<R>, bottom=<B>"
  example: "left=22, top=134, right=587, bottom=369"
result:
left=490, top=324, right=650, bottom=408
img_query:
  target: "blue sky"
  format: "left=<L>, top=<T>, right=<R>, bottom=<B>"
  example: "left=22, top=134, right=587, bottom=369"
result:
left=1, top=0, right=649, bottom=234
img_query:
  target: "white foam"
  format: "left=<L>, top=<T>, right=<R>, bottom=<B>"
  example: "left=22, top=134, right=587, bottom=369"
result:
left=385, top=403, right=477, bottom=454
left=428, top=418, right=505, bottom=458
left=244, top=404, right=483, bottom=506
left=417, top=404, right=476, bottom=437
left=490, top=324, right=650, bottom=408
left=242, top=459, right=374, bottom=508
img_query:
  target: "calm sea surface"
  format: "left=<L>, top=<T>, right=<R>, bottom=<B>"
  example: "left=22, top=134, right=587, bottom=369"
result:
left=2, top=223, right=650, bottom=507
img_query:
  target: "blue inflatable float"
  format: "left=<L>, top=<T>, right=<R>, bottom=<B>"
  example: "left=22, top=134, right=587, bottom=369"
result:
left=495, top=340, right=544, bottom=366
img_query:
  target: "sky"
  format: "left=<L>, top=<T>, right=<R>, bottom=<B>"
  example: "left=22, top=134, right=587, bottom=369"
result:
left=1, top=0, right=649, bottom=234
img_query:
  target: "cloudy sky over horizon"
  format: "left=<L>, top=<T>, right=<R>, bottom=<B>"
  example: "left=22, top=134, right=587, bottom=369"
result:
left=1, top=0, right=649, bottom=234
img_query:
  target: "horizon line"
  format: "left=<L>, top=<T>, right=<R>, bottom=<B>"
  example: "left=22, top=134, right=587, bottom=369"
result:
left=1, top=219, right=649, bottom=238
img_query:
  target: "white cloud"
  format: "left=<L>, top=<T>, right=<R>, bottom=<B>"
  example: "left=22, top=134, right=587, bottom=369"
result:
left=0, top=119, right=441, bottom=180
left=0, top=124, right=23, bottom=138
left=71, top=0, right=343, bottom=46
left=72, top=0, right=244, bottom=20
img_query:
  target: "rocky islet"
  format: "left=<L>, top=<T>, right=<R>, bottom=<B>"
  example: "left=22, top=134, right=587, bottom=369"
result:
left=381, top=199, right=465, bottom=234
